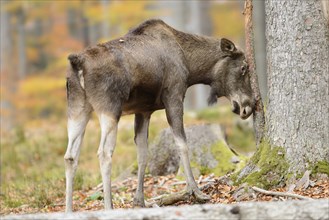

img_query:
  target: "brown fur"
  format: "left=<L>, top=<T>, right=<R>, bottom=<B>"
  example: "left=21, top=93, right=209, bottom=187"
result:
left=67, top=19, right=252, bottom=119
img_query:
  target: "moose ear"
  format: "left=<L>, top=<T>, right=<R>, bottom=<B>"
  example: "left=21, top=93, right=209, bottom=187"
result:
left=220, top=38, right=236, bottom=53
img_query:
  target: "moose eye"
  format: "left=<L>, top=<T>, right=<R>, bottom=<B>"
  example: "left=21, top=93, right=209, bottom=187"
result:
left=241, top=66, right=247, bottom=75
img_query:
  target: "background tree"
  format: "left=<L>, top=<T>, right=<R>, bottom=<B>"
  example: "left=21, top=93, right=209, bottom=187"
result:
left=252, top=0, right=267, bottom=100
left=1, top=1, right=15, bottom=130
left=238, top=0, right=329, bottom=186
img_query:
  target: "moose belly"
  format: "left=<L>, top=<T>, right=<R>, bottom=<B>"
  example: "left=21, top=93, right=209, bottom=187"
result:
left=122, top=88, right=164, bottom=115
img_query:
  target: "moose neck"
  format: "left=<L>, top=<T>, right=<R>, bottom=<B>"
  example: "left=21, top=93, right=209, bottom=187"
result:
left=174, top=31, right=222, bottom=87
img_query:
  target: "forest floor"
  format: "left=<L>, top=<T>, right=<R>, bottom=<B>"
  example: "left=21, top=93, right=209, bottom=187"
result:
left=2, top=107, right=328, bottom=216
left=2, top=174, right=328, bottom=215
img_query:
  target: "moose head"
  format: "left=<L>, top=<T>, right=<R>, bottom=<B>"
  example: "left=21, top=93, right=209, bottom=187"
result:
left=208, top=38, right=254, bottom=120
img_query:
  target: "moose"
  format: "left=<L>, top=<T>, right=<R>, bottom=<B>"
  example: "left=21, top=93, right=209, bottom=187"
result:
left=65, top=19, right=254, bottom=212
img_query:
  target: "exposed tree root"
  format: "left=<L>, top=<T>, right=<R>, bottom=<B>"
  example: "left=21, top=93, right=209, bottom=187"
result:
left=147, top=180, right=216, bottom=207
left=156, top=190, right=191, bottom=206
left=251, top=186, right=313, bottom=200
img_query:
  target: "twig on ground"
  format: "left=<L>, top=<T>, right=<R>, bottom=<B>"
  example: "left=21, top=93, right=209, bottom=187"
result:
left=94, top=183, right=103, bottom=192
left=119, top=196, right=125, bottom=205
left=170, top=181, right=187, bottom=186
left=145, top=201, right=160, bottom=208
left=198, top=175, right=203, bottom=184
left=149, top=194, right=169, bottom=201
left=170, top=179, right=215, bottom=186
left=199, top=180, right=216, bottom=191
left=159, top=178, right=166, bottom=187
left=50, top=203, right=65, bottom=207
left=251, top=186, right=313, bottom=200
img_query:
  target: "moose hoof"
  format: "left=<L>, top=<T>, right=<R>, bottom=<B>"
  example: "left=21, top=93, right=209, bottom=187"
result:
left=133, top=198, right=145, bottom=208
left=193, top=189, right=211, bottom=202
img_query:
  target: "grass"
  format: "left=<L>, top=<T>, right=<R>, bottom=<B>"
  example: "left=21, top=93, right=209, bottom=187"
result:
left=0, top=105, right=255, bottom=212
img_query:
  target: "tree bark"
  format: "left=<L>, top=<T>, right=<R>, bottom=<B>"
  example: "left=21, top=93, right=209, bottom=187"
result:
left=265, top=0, right=329, bottom=174
left=244, top=0, right=265, bottom=146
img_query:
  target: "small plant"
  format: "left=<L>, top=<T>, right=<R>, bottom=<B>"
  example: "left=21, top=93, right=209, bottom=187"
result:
left=33, top=186, right=52, bottom=208
left=1, top=187, right=23, bottom=208
left=74, top=171, right=84, bottom=191
left=86, top=191, right=103, bottom=201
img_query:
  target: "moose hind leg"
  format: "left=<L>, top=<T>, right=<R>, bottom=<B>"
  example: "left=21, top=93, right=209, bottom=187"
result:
left=164, top=101, right=210, bottom=202
left=64, top=110, right=91, bottom=212
left=97, top=113, right=118, bottom=210
left=133, top=113, right=151, bottom=207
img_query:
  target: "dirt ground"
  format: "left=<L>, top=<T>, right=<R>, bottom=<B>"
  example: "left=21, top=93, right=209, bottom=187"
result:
left=2, top=174, right=328, bottom=215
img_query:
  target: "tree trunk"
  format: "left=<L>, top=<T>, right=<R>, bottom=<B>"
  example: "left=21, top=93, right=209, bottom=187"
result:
left=244, top=0, right=265, bottom=146
left=252, top=0, right=267, bottom=100
left=185, top=0, right=211, bottom=110
left=265, top=0, right=329, bottom=174
left=236, top=0, right=329, bottom=187
left=101, top=0, right=110, bottom=40
left=80, top=0, right=90, bottom=47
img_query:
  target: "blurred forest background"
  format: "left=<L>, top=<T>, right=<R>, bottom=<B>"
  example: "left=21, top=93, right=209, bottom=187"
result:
left=0, top=0, right=266, bottom=211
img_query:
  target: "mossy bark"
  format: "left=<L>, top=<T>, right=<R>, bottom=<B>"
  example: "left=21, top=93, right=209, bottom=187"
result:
left=312, top=161, right=329, bottom=176
left=234, top=140, right=289, bottom=189
left=234, top=141, right=329, bottom=189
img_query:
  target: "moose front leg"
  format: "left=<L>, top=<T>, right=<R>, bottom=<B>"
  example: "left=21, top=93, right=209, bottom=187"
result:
left=133, top=112, right=151, bottom=207
left=164, top=99, right=211, bottom=202
left=97, top=113, right=118, bottom=210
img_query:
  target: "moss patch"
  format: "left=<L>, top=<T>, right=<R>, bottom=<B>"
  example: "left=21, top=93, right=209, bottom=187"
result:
left=187, top=141, right=247, bottom=177
left=235, top=140, right=289, bottom=189
left=210, top=141, right=238, bottom=176
left=312, top=161, right=329, bottom=176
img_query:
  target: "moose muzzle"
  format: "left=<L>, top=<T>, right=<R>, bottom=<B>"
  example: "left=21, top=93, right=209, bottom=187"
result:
left=232, top=99, right=253, bottom=120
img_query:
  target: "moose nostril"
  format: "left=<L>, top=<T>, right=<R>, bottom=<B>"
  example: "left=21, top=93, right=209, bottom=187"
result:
left=242, top=108, right=247, bottom=116
left=232, top=101, right=240, bottom=115
left=240, top=106, right=252, bottom=119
